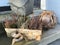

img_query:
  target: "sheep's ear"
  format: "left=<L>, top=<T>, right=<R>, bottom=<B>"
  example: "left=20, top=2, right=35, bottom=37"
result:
left=52, top=15, right=57, bottom=25
left=50, top=17, right=54, bottom=24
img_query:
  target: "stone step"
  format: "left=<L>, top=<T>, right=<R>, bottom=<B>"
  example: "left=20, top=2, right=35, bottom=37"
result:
left=0, top=23, right=6, bottom=36
left=38, top=24, right=60, bottom=45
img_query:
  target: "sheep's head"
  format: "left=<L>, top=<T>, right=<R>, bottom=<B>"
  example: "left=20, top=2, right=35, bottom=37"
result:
left=40, top=10, right=53, bottom=25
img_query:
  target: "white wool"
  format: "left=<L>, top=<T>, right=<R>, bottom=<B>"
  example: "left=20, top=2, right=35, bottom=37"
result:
left=11, top=32, right=17, bottom=37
